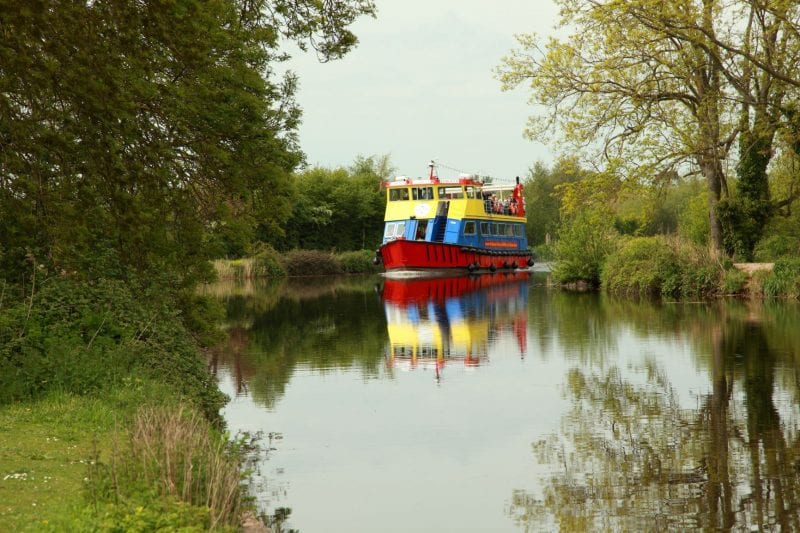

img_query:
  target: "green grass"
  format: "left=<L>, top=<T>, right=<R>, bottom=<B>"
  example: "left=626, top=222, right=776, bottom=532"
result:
left=0, top=383, right=176, bottom=532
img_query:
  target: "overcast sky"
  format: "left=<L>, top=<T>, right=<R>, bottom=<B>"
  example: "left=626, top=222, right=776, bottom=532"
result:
left=285, top=0, right=561, bottom=182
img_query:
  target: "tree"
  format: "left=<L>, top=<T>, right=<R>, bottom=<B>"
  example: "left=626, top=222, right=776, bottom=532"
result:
left=272, top=155, right=390, bottom=251
left=524, top=158, right=582, bottom=245
left=0, top=0, right=375, bottom=288
left=498, top=0, right=800, bottom=258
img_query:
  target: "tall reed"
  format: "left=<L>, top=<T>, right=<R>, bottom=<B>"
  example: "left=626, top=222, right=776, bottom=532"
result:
left=104, top=405, right=246, bottom=530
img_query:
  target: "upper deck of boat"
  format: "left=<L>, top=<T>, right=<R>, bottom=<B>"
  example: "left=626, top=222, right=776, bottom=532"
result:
left=382, top=176, right=525, bottom=221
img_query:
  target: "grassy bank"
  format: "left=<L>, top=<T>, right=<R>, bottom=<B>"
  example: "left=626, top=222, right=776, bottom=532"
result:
left=214, top=247, right=381, bottom=279
left=0, top=277, right=250, bottom=531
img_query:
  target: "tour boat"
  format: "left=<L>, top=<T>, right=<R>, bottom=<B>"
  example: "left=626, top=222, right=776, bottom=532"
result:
left=374, top=162, right=533, bottom=273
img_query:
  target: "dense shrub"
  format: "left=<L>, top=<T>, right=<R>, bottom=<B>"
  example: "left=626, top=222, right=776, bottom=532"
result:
left=721, top=268, right=749, bottom=295
left=252, top=243, right=288, bottom=278
left=762, top=258, right=800, bottom=298
left=601, top=237, right=676, bottom=295
left=0, top=278, right=225, bottom=420
left=337, top=250, right=380, bottom=274
left=280, top=249, right=343, bottom=276
left=531, top=243, right=555, bottom=262
left=601, top=236, right=721, bottom=298
left=553, top=210, right=618, bottom=286
left=677, top=191, right=709, bottom=246
left=753, top=234, right=798, bottom=262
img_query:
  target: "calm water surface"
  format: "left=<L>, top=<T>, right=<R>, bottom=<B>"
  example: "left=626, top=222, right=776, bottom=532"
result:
left=206, top=273, right=800, bottom=532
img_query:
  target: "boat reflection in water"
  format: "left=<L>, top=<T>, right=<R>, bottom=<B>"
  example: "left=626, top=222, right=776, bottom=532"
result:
left=381, top=272, right=530, bottom=379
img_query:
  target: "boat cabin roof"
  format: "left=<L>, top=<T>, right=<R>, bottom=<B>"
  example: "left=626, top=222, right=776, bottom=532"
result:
left=384, top=175, right=483, bottom=188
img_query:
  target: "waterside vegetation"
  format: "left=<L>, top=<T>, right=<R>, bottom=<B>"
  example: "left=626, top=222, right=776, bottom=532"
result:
left=500, top=1, right=800, bottom=298
left=0, top=0, right=375, bottom=529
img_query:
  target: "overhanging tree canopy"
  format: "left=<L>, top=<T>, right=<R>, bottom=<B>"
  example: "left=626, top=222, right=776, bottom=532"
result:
left=0, top=0, right=375, bottom=286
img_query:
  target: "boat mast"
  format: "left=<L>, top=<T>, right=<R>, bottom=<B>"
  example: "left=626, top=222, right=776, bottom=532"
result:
left=428, top=160, right=439, bottom=183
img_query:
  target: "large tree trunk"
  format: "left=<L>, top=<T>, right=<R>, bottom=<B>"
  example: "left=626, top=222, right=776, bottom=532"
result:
left=703, top=157, right=725, bottom=256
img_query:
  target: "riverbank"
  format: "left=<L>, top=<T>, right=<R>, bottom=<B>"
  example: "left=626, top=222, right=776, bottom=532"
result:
left=214, top=247, right=380, bottom=279
left=0, top=277, right=255, bottom=531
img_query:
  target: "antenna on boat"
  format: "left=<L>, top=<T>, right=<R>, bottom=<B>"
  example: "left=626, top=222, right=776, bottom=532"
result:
left=428, top=159, right=439, bottom=183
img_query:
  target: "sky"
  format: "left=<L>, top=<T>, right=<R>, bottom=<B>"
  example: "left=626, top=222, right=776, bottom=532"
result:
left=284, top=0, right=561, bottom=182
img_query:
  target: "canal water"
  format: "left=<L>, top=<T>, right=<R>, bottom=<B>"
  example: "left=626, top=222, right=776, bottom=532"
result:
left=207, top=272, right=800, bottom=532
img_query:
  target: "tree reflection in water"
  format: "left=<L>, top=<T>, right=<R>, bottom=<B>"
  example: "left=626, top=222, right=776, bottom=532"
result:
left=511, top=302, right=800, bottom=531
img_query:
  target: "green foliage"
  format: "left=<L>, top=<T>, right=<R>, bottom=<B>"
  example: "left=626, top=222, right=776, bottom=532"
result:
left=67, top=495, right=215, bottom=533
left=281, top=250, right=343, bottom=276
left=272, top=155, right=390, bottom=252
left=523, top=158, right=582, bottom=245
left=678, top=191, right=710, bottom=246
left=601, top=237, right=676, bottom=296
left=763, top=259, right=800, bottom=298
left=553, top=210, right=618, bottom=286
left=0, top=0, right=375, bottom=290
left=601, top=236, right=721, bottom=298
left=252, top=244, right=288, bottom=278
left=721, top=268, right=749, bottom=295
left=532, top=243, right=555, bottom=262
left=718, top=195, right=772, bottom=261
left=0, top=278, right=225, bottom=420
left=754, top=234, right=800, bottom=261
left=337, top=250, right=380, bottom=274
left=79, top=405, right=246, bottom=531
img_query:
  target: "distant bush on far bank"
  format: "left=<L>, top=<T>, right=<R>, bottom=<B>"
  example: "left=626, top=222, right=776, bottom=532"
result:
left=213, top=247, right=380, bottom=279
left=763, top=258, right=800, bottom=298
left=601, top=236, right=721, bottom=298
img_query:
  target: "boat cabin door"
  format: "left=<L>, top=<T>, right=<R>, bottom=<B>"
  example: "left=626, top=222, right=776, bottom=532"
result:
left=430, top=201, right=450, bottom=242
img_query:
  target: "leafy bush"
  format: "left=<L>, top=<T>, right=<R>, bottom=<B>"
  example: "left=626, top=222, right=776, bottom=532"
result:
left=0, top=278, right=226, bottom=420
left=748, top=269, right=771, bottom=297
left=68, top=495, right=215, bottom=532
left=677, top=191, right=709, bottom=246
left=337, top=250, right=380, bottom=274
left=721, top=268, right=748, bottom=295
left=753, top=234, right=798, bottom=262
left=252, top=243, right=287, bottom=278
left=553, top=210, right=618, bottom=286
left=600, top=236, right=721, bottom=298
left=762, top=258, right=800, bottom=298
left=531, top=243, right=555, bottom=262
left=601, top=237, right=676, bottom=295
left=281, top=249, right=343, bottom=276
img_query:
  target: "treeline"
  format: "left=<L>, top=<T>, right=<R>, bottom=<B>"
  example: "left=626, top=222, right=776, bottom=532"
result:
left=500, top=0, right=800, bottom=262
left=522, top=156, right=800, bottom=297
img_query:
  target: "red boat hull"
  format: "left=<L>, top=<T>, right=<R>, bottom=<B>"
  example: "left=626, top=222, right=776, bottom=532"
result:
left=378, top=239, right=533, bottom=272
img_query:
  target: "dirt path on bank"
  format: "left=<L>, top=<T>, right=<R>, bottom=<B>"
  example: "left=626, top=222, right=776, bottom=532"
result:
left=733, top=263, right=774, bottom=274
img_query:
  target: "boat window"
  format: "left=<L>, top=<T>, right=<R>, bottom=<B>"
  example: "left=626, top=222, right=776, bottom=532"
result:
left=480, top=222, right=490, bottom=236
left=463, top=221, right=476, bottom=235
left=389, top=188, right=409, bottom=201
left=496, top=223, right=505, bottom=236
left=505, top=224, right=515, bottom=237
left=412, top=187, right=433, bottom=200
left=437, top=186, right=464, bottom=199
left=396, top=221, right=406, bottom=237
left=514, top=224, right=524, bottom=237
left=465, top=186, right=478, bottom=199
left=491, top=223, right=499, bottom=235
left=385, top=223, right=399, bottom=239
